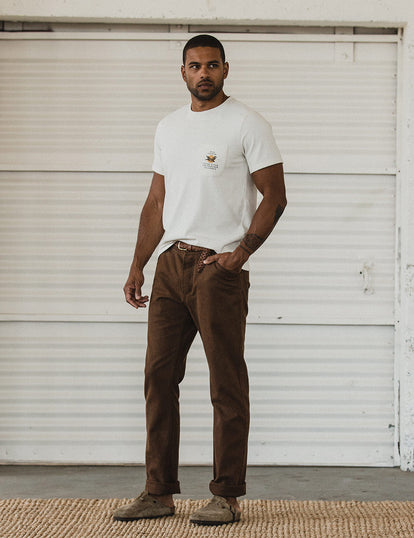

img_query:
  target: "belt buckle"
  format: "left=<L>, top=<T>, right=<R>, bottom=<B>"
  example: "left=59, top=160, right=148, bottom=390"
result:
left=177, top=241, right=188, bottom=251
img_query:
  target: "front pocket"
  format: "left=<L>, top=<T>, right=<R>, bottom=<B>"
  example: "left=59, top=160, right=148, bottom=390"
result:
left=214, top=261, right=240, bottom=279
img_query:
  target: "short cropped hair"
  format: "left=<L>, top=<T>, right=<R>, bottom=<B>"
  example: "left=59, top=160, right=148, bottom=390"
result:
left=182, top=34, right=226, bottom=65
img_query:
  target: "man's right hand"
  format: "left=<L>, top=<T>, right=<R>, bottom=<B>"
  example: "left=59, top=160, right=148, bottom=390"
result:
left=123, top=268, right=149, bottom=309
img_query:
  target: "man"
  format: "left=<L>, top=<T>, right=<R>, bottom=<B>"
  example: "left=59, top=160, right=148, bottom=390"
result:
left=113, top=34, right=287, bottom=526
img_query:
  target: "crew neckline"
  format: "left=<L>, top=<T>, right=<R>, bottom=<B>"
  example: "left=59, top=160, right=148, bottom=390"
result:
left=188, top=95, right=233, bottom=116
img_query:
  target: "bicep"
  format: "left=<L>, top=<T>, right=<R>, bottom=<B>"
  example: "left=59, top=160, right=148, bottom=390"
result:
left=251, top=163, right=286, bottom=203
left=147, top=172, right=165, bottom=211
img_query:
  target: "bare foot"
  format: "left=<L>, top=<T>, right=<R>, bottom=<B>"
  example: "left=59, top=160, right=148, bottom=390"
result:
left=151, top=493, right=174, bottom=508
left=224, top=496, right=241, bottom=511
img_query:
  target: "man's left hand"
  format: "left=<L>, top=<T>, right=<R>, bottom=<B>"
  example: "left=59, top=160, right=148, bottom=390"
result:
left=203, top=248, right=249, bottom=273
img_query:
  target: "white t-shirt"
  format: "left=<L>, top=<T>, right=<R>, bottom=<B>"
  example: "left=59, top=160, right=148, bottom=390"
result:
left=152, top=96, right=283, bottom=270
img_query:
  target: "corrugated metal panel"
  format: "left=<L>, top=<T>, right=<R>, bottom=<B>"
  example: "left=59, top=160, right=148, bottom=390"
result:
left=0, top=171, right=394, bottom=324
left=0, top=34, right=397, bottom=174
left=0, top=322, right=395, bottom=465
left=0, top=171, right=154, bottom=319
left=251, top=173, right=395, bottom=324
left=0, top=31, right=398, bottom=465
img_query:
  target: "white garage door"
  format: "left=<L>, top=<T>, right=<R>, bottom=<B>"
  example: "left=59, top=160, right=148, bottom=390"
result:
left=0, top=27, right=399, bottom=465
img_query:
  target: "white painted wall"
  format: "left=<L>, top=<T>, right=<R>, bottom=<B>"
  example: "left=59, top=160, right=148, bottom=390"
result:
left=1, top=0, right=414, bottom=470
left=0, top=0, right=412, bottom=26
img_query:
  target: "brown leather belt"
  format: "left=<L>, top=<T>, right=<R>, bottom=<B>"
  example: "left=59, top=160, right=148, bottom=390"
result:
left=175, top=241, right=212, bottom=252
left=174, top=241, right=215, bottom=272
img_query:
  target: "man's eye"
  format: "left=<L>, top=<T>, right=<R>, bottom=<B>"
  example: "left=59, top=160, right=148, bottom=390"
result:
left=190, top=65, right=199, bottom=69
left=209, top=64, right=218, bottom=68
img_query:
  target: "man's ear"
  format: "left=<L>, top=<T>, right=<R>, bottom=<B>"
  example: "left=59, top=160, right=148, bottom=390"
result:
left=181, top=65, right=186, bottom=82
left=223, top=62, right=229, bottom=79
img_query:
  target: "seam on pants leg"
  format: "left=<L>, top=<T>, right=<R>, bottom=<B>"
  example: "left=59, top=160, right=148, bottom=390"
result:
left=236, top=275, right=249, bottom=486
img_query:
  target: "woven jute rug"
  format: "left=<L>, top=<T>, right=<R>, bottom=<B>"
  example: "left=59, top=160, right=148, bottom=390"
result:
left=1, top=498, right=414, bottom=538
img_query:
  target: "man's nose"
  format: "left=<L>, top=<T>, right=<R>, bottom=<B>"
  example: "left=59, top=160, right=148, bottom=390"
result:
left=199, top=65, right=209, bottom=78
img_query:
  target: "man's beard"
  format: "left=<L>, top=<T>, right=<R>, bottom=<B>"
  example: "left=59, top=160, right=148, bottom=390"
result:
left=188, top=78, right=224, bottom=101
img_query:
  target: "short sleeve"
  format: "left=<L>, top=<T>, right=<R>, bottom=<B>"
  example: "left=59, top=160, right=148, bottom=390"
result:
left=241, top=111, right=283, bottom=174
left=151, top=122, right=164, bottom=175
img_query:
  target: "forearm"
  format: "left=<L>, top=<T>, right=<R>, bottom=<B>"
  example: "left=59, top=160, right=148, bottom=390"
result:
left=232, top=196, right=286, bottom=265
left=130, top=199, right=164, bottom=272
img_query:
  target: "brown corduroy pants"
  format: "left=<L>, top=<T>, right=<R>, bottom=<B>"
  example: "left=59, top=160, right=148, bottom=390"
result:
left=144, top=242, right=250, bottom=498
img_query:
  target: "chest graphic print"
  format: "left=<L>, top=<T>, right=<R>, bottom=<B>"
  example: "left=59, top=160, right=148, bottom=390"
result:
left=202, top=151, right=219, bottom=171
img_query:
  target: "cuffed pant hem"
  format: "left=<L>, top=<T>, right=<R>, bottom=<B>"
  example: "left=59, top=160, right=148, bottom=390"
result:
left=145, top=479, right=181, bottom=495
left=209, top=480, right=246, bottom=497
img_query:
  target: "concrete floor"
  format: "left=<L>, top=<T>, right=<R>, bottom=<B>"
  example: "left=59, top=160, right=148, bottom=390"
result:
left=2, top=465, right=414, bottom=501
